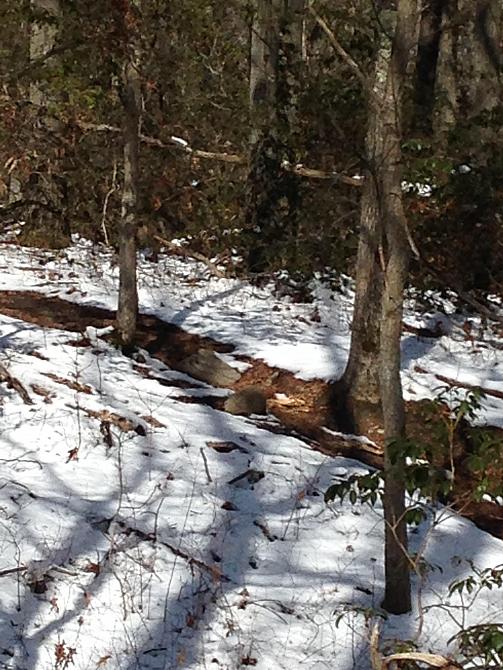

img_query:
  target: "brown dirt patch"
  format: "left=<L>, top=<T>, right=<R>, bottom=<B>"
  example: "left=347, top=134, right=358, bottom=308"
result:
left=0, top=290, right=502, bottom=538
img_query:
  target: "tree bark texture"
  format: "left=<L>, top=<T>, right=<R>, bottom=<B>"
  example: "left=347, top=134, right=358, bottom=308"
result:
left=117, top=46, right=141, bottom=347
left=30, top=0, right=60, bottom=106
left=434, top=0, right=501, bottom=142
left=246, top=0, right=305, bottom=272
left=414, top=0, right=442, bottom=130
left=340, top=11, right=395, bottom=431
left=341, top=1, right=419, bottom=614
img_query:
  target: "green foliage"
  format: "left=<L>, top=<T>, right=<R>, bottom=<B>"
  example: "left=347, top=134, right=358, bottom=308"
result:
left=325, top=470, right=382, bottom=507
left=0, top=0, right=502, bottom=295
left=455, top=624, right=503, bottom=668
left=449, top=563, right=503, bottom=597
left=405, top=110, right=503, bottom=298
left=466, top=428, right=503, bottom=502
left=447, top=564, right=503, bottom=668
left=325, top=388, right=500, bottom=525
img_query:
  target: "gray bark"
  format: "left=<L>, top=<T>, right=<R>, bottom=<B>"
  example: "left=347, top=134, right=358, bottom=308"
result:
left=30, top=0, right=60, bottom=106
left=341, top=1, right=419, bottom=614
left=117, top=52, right=141, bottom=347
left=340, top=28, right=390, bottom=429
left=434, top=0, right=501, bottom=142
left=379, top=0, right=420, bottom=615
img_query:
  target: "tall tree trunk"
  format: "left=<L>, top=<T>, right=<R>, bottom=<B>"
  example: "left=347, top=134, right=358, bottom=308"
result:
left=117, top=29, right=141, bottom=347
left=434, top=0, right=501, bottom=143
left=341, top=1, right=419, bottom=614
left=339, top=10, right=396, bottom=436
left=26, top=0, right=71, bottom=241
left=414, top=0, right=442, bottom=131
left=246, top=0, right=304, bottom=272
left=30, top=0, right=60, bottom=107
left=379, top=0, right=421, bottom=614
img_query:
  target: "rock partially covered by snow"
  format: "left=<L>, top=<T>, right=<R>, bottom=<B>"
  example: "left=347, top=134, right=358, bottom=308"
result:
left=224, top=386, right=267, bottom=416
left=178, top=348, right=242, bottom=387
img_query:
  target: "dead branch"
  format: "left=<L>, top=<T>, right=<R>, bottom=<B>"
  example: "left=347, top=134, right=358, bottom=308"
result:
left=77, top=121, right=244, bottom=164
left=0, top=565, right=27, bottom=578
left=76, top=121, right=363, bottom=186
left=161, top=540, right=230, bottom=582
left=153, top=234, right=227, bottom=278
left=371, top=622, right=460, bottom=669
left=414, top=365, right=503, bottom=400
left=383, top=652, right=460, bottom=668
left=283, top=161, right=364, bottom=186
left=0, top=363, right=33, bottom=404
left=370, top=623, right=383, bottom=670
left=307, top=5, right=369, bottom=90
left=404, top=220, right=503, bottom=325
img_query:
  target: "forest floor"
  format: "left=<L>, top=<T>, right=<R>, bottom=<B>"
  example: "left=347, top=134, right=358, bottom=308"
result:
left=0, top=236, right=502, bottom=669
left=0, top=289, right=502, bottom=541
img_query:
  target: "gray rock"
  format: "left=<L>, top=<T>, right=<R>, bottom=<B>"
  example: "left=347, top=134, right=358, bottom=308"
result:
left=224, top=386, right=267, bottom=416
left=178, top=348, right=241, bottom=387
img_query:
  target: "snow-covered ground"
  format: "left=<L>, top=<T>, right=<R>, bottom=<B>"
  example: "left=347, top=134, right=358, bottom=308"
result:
left=0, top=237, right=501, bottom=669
left=0, top=236, right=502, bottom=426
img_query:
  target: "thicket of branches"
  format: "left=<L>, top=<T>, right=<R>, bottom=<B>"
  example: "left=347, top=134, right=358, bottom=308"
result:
left=1, top=0, right=501, bottom=298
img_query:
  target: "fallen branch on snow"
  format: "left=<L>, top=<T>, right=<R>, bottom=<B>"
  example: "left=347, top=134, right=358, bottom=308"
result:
left=0, top=363, right=33, bottom=404
left=414, top=365, right=503, bottom=401
left=370, top=623, right=461, bottom=669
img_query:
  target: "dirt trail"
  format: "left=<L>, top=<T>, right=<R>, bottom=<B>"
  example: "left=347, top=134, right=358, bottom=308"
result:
left=0, top=289, right=502, bottom=539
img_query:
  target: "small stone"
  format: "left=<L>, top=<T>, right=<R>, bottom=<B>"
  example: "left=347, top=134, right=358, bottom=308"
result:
left=224, top=387, right=267, bottom=416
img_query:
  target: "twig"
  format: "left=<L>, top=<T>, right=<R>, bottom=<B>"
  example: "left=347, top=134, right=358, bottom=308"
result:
left=0, top=565, right=27, bottom=578
left=200, top=447, right=212, bottom=483
left=101, top=158, right=118, bottom=245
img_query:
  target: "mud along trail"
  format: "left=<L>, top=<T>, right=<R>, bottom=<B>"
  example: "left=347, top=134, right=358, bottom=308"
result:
left=0, top=289, right=502, bottom=539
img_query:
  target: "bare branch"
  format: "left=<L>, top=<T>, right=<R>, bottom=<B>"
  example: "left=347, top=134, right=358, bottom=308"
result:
left=283, top=161, right=363, bottom=186
left=76, top=121, right=363, bottom=186
left=76, top=121, right=244, bottom=165
left=307, top=5, right=369, bottom=90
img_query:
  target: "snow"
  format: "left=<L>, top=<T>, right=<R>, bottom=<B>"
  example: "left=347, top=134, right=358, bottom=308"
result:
left=0, top=238, right=501, bottom=669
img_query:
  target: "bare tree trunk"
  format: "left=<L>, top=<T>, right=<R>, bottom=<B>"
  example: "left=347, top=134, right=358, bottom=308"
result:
left=30, top=0, right=60, bottom=106
left=414, top=0, right=442, bottom=131
left=341, top=1, right=419, bottom=614
left=340, top=12, right=395, bottom=435
left=434, top=0, right=501, bottom=143
left=117, top=37, right=141, bottom=347
left=246, top=0, right=305, bottom=272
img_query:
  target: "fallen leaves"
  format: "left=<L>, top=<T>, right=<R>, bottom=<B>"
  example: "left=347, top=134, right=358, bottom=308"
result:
left=44, top=372, right=93, bottom=394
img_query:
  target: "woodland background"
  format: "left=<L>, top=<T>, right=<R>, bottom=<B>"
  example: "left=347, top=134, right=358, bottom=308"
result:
left=0, top=0, right=502, bottom=299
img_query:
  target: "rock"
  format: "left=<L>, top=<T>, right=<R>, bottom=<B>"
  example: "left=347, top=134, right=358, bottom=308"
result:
left=228, top=468, right=265, bottom=487
left=178, top=348, right=241, bottom=387
left=224, top=387, right=267, bottom=416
